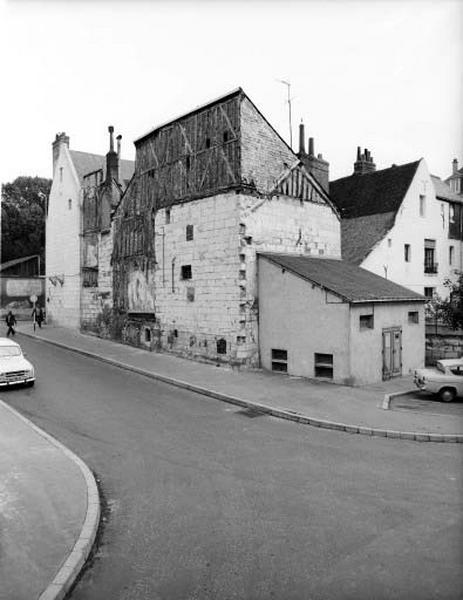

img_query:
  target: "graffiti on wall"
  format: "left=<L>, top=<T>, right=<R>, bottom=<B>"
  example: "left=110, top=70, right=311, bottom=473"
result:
left=128, top=269, right=155, bottom=312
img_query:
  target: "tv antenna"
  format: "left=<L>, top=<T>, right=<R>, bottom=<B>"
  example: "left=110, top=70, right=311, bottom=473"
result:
left=277, top=79, right=293, bottom=148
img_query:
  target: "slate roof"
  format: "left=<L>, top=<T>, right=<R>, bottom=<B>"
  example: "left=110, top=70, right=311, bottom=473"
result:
left=330, top=160, right=421, bottom=219
left=431, top=174, right=462, bottom=203
left=70, top=150, right=134, bottom=185
left=259, top=253, right=425, bottom=303
left=329, top=160, right=421, bottom=265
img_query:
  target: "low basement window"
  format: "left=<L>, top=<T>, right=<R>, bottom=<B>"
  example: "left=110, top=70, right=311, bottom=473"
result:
left=314, top=353, right=333, bottom=379
left=359, top=314, right=374, bottom=330
left=408, top=311, right=419, bottom=324
left=271, top=348, right=288, bottom=373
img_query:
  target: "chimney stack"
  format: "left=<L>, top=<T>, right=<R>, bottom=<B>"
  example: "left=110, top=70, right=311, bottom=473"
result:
left=308, top=137, right=314, bottom=157
left=52, top=132, right=70, bottom=176
left=354, top=146, right=376, bottom=175
left=453, top=158, right=459, bottom=174
left=106, top=125, right=119, bottom=184
left=298, top=121, right=305, bottom=155
left=116, top=134, right=122, bottom=158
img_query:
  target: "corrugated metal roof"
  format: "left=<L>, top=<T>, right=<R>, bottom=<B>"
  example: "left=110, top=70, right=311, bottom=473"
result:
left=259, top=253, right=425, bottom=303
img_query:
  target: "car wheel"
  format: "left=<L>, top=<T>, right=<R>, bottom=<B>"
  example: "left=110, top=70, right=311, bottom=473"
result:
left=25, top=381, right=35, bottom=388
left=439, top=387, right=456, bottom=402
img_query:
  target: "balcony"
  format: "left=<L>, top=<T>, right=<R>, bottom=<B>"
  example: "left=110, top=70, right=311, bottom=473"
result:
left=424, top=262, right=438, bottom=274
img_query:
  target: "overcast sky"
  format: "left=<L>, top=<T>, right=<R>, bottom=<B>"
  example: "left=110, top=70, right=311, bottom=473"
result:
left=1, top=0, right=461, bottom=185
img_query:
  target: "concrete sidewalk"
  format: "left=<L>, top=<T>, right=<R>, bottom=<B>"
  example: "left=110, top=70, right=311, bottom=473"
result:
left=17, top=323, right=463, bottom=442
left=0, top=400, right=99, bottom=600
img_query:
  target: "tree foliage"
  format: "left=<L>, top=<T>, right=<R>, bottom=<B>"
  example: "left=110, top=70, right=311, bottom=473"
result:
left=431, top=275, right=463, bottom=330
left=1, top=176, right=51, bottom=269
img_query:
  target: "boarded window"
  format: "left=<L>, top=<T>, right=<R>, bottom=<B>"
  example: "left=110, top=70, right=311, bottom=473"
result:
left=408, top=311, right=419, bottom=324
left=82, top=268, right=98, bottom=288
left=217, top=338, right=227, bottom=354
left=271, top=349, right=288, bottom=372
left=360, top=314, right=374, bottom=330
left=314, top=353, right=333, bottom=379
left=181, top=265, right=192, bottom=280
left=186, top=224, right=194, bottom=241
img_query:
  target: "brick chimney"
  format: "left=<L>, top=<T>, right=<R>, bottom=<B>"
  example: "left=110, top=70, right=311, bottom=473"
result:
left=52, top=132, right=70, bottom=176
left=353, top=147, right=376, bottom=175
left=297, top=122, right=329, bottom=193
left=453, top=158, right=459, bottom=174
left=106, top=126, right=119, bottom=184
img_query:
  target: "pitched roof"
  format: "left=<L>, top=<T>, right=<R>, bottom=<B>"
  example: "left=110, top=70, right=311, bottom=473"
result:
left=329, top=160, right=421, bottom=218
left=259, top=253, right=424, bottom=303
left=340, top=212, right=396, bottom=265
left=431, top=174, right=462, bottom=203
left=70, top=150, right=134, bottom=185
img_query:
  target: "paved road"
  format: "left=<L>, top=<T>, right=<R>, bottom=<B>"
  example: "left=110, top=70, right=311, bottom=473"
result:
left=4, top=337, right=463, bottom=600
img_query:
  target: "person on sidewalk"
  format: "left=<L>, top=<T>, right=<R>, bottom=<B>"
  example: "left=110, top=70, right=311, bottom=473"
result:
left=31, top=305, right=44, bottom=330
left=5, top=310, right=17, bottom=337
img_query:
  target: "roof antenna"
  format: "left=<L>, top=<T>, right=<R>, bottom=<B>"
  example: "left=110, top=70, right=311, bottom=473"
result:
left=277, top=79, right=293, bottom=149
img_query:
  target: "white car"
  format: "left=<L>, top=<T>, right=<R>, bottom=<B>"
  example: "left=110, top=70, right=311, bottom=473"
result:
left=0, top=338, right=35, bottom=387
left=414, top=358, right=463, bottom=402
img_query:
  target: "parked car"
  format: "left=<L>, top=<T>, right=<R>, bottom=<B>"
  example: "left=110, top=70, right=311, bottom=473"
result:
left=0, top=338, right=35, bottom=387
left=414, top=358, right=463, bottom=402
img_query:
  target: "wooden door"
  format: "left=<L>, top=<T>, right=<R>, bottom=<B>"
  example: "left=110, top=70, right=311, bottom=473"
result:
left=382, top=328, right=402, bottom=380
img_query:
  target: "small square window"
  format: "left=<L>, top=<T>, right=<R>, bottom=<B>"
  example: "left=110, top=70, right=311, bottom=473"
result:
left=186, top=224, right=194, bottom=241
left=360, top=314, right=374, bottom=330
left=408, top=311, right=419, bottom=324
left=404, top=244, right=411, bottom=262
left=424, top=287, right=434, bottom=298
left=181, top=265, right=192, bottom=280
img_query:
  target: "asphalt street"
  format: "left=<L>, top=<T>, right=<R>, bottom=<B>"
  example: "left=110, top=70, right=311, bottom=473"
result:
left=4, top=336, right=463, bottom=600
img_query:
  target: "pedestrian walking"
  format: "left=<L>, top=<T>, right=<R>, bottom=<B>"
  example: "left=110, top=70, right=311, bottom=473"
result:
left=5, top=310, right=16, bottom=337
left=31, top=305, right=44, bottom=330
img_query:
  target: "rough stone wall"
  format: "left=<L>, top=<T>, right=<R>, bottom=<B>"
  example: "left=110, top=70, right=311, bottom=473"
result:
left=81, top=228, right=113, bottom=335
left=154, top=192, right=242, bottom=363
left=240, top=96, right=297, bottom=192
left=425, top=326, right=463, bottom=365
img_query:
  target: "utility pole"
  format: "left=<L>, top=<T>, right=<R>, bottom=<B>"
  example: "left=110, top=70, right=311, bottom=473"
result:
left=278, top=79, right=293, bottom=149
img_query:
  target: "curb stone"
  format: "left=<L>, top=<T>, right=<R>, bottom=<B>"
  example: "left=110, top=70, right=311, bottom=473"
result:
left=0, top=401, right=101, bottom=600
left=18, top=331, right=463, bottom=444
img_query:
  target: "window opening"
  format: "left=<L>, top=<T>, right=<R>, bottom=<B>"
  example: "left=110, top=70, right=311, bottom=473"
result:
left=449, top=245, right=454, bottom=265
left=271, top=349, right=288, bottom=372
left=314, top=353, right=333, bottom=379
left=424, top=239, right=437, bottom=273
left=68, top=198, right=72, bottom=210
left=217, top=338, right=227, bottom=354
left=186, top=224, right=194, bottom=241
left=181, top=265, right=192, bottom=280
left=419, top=195, right=426, bottom=217
left=424, top=287, right=434, bottom=298
left=408, top=311, right=419, bottom=324
left=165, top=209, right=171, bottom=224
left=359, top=314, right=374, bottom=330
left=404, top=244, right=411, bottom=262
left=145, top=328, right=151, bottom=343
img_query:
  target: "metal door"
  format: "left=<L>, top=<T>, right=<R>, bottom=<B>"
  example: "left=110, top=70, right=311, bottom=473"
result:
left=382, top=328, right=402, bottom=380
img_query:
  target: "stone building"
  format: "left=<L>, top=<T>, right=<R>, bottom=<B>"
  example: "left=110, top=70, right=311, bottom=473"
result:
left=445, top=158, right=463, bottom=196
left=46, top=131, right=133, bottom=328
left=111, top=88, right=341, bottom=366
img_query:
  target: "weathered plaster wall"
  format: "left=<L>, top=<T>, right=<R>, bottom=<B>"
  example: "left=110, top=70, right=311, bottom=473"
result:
left=258, top=258, right=351, bottom=382
left=349, top=302, right=425, bottom=384
left=45, top=145, right=82, bottom=328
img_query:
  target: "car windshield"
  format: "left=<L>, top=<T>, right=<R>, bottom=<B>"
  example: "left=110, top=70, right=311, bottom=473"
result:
left=435, top=362, right=446, bottom=373
left=0, top=346, right=21, bottom=357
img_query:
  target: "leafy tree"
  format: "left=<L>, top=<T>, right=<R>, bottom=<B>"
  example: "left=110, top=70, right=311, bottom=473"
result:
left=431, top=274, right=463, bottom=330
left=1, top=176, right=51, bottom=270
